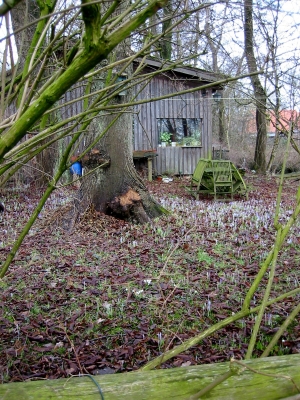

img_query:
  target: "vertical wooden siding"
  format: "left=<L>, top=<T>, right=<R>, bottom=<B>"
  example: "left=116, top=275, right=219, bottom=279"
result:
left=133, top=73, right=213, bottom=174
left=155, top=146, right=204, bottom=175
left=3, top=69, right=213, bottom=176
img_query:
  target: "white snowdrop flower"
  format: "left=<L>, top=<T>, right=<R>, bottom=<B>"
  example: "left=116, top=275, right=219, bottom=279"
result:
left=206, top=299, right=211, bottom=312
left=103, top=302, right=113, bottom=317
left=133, top=289, right=144, bottom=296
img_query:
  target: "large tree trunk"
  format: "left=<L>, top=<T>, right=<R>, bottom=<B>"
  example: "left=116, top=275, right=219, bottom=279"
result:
left=10, top=0, right=40, bottom=70
left=73, top=2, right=165, bottom=224
left=160, top=0, right=172, bottom=60
left=244, top=0, right=267, bottom=173
left=204, top=6, right=226, bottom=146
left=82, top=111, right=163, bottom=223
left=74, top=92, right=164, bottom=224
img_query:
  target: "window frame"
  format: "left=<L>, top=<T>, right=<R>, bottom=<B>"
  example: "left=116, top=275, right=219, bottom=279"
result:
left=157, top=117, right=202, bottom=146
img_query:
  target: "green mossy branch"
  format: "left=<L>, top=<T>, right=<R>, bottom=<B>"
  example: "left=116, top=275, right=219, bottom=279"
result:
left=188, top=367, right=237, bottom=400
left=0, top=117, right=87, bottom=277
left=245, top=230, right=282, bottom=359
left=0, top=1, right=168, bottom=162
left=0, top=0, right=23, bottom=16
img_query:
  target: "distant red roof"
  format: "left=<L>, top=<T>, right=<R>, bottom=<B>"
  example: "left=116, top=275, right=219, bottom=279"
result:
left=269, top=110, right=300, bottom=133
left=247, top=110, right=300, bottom=134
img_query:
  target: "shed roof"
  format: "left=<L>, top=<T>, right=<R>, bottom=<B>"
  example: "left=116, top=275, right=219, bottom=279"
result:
left=134, top=58, right=224, bottom=86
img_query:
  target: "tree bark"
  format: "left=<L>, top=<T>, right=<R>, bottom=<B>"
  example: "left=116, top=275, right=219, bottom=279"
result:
left=77, top=99, right=164, bottom=223
left=10, top=0, right=40, bottom=70
left=244, top=0, right=267, bottom=173
left=160, top=0, right=172, bottom=60
left=218, top=100, right=226, bottom=144
left=204, top=6, right=226, bottom=145
left=72, top=2, right=166, bottom=224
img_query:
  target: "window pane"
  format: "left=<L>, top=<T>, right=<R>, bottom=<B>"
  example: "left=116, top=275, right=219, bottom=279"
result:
left=157, top=118, right=202, bottom=145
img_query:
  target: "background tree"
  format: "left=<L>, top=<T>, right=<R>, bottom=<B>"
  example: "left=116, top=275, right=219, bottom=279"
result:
left=203, top=5, right=228, bottom=145
left=243, top=0, right=267, bottom=173
left=74, top=1, right=165, bottom=224
left=159, top=0, right=173, bottom=59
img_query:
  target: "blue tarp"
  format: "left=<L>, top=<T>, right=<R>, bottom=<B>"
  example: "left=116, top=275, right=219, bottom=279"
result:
left=70, top=161, right=82, bottom=176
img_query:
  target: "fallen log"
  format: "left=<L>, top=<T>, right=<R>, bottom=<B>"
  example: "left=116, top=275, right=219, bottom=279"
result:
left=1, top=354, right=300, bottom=399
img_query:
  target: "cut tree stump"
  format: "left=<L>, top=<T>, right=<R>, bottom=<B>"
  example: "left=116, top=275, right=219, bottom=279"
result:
left=1, top=354, right=300, bottom=399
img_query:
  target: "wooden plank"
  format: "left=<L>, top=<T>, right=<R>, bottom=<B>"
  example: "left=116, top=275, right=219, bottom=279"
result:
left=154, top=147, right=203, bottom=175
left=134, top=71, right=212, bottom=174
left=1, top=355, right=300, bottom=400
left=276, top=171, right=300, bottom=179
left=148, top=158, right=153, bottom=181
left=133, top=150, right=157, bottom=159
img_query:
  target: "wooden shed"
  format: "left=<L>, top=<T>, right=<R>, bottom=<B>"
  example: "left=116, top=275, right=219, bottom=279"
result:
left=132, top=59, right=223, bottom=176
left=3, top=58, right=223, bottom=183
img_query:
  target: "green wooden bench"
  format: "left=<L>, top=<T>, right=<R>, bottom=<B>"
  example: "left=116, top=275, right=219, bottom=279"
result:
left=186, top=158, right=210, bottom=200
left=186, top=159, right=248, bottom=200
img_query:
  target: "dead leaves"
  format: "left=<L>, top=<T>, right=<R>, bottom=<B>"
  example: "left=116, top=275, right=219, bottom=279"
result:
left=0, top=177, right=300, bottom=382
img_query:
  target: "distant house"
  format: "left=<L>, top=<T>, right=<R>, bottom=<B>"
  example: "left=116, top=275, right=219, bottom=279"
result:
left=269, top=110, right=300, bottom=137
left=247, top=109, right=300, bottom=138
left=132, top=59, right=223, bottom=176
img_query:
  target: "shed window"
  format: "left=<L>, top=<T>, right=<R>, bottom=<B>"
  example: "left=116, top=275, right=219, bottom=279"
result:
left=157, top=118, right=202, bottom=146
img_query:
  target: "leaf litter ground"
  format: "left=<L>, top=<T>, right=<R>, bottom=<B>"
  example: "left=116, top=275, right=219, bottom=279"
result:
left=0, top=175, right=299, bottom=382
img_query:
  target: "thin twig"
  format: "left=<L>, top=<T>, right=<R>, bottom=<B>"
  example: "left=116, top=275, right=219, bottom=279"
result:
left=62, top=325, right=85, bottom=375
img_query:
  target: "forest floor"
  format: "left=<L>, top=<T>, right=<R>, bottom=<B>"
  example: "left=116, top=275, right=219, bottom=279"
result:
left=0, top=174, right=300, bottom=382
